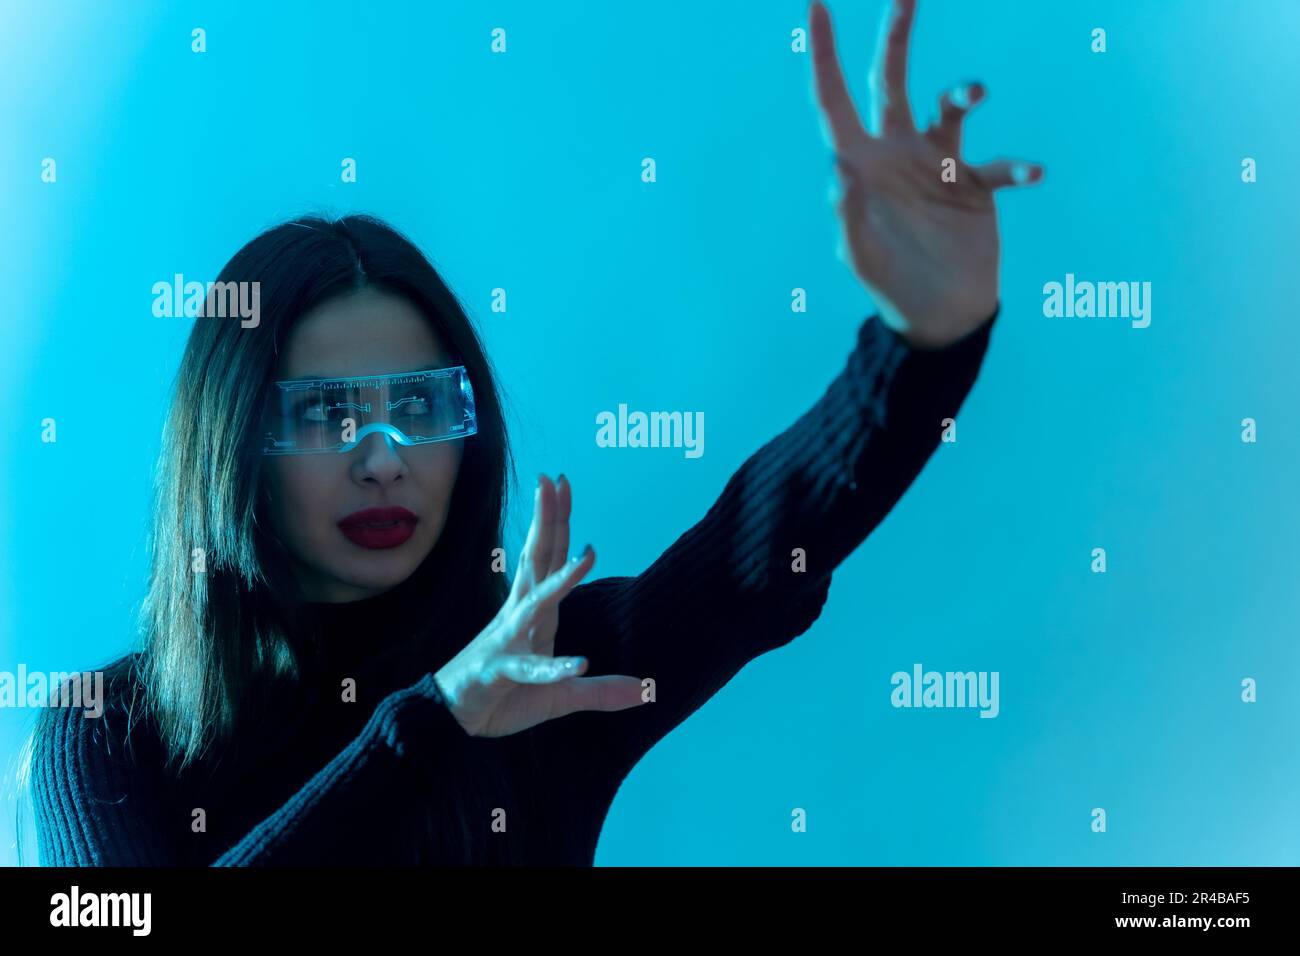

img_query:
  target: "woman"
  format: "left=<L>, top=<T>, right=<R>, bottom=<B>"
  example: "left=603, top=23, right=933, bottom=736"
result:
left=25, top=0, right=1042, bottom=865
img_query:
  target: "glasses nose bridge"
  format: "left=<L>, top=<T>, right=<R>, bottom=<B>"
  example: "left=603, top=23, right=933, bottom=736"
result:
left=350, top=426, right=406, bottom=478
left=350, top=421, right=408, bottom=449
left=341, top=382, right=395, bottom=430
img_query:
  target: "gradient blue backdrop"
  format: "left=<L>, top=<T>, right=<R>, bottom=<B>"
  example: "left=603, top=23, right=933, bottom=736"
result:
left=3, top=0, right=1296, bottom=865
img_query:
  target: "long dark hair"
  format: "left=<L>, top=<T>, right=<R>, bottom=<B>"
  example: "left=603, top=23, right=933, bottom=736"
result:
left=16, top=214, right=516, bottom=862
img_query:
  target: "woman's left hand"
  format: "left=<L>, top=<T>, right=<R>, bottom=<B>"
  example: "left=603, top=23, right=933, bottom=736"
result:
left=809, top=0, right=1044, bottom=349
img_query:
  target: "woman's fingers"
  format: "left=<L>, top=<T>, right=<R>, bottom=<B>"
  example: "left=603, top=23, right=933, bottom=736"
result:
left=809, top=1, right=868, bottom=152
left=505, top=477, right=590, bottom=648
left=968, top=158, right=1046, bottom=191
left=512, top=544, right=594, bottom=630
left=547, top=474, right=572, bottom=581
left=530, top=475, right=557, bottom=582
left=869, top=0, right=918, bottom=136
left=489, top=659, right=645, bottom=720
left=513, top=475, right=556, bottom=599
left=513, top=481, right=542, bottom=593
left=492, top=654, right=589, bottom=685
left=927, top=81, right=984, bottom=153
left=547, top=674, right=648, bottom=718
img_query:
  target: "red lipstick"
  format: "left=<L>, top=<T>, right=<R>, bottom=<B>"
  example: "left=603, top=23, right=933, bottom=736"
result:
left=337, top=506, right=419, bottom=550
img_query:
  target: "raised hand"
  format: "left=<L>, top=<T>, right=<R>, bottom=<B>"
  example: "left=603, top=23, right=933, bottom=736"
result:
left=809, top=0, right=1044, bottom=349
left=433, top=474, right=646, bottom=738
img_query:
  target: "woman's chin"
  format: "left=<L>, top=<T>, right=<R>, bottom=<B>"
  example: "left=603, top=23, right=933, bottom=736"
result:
left=330, top=548, right=430, bottom=592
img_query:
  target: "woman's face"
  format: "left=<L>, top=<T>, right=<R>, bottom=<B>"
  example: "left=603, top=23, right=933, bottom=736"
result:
left=261, top=286, right=464, bottom=603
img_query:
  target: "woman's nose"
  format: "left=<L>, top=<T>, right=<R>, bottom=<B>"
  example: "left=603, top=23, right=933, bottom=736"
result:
left=351, top=431, right=406, bottom=483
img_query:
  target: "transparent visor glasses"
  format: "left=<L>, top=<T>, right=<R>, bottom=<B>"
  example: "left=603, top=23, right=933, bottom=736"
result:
left=261, top=365, right=477, bottom=455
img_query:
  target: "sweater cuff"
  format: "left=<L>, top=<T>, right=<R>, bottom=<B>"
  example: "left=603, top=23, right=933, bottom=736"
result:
left=409, top=671, right=473, bottom=744
left=846, top=305, right=999, bottom=426
left=872, top=304, right=1000, bottom=359
left=372, top=671, right=472, bottom=766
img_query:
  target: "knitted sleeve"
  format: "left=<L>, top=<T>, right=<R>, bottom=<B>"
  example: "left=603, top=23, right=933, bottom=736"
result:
left=550, top=308, right=999, bottom=782
left=31, top=671, right=470, bottom=866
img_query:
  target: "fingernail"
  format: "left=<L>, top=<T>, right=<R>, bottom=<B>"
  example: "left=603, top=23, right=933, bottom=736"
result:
left=558, top=472, right=567, bottom=485
left=582, top=543, right=593, bottom=557
left=1011, top=162, right=1030, bottom=185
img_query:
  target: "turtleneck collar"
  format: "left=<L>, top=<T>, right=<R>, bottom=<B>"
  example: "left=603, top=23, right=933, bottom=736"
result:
left=288, top=573, right=435, bottom=684
left=297, top=579, right=425, bottom=636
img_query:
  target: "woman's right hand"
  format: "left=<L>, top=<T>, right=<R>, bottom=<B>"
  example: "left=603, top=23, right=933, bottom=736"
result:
left=433, top=474, right=647, bottom=738
left=809, top=0, right=1043, bottom=349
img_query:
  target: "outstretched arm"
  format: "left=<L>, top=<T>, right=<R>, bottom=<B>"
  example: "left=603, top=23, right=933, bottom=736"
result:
left=552, top=303, right=996, bottom=780
left=546, top=0, right=1041, bottom=782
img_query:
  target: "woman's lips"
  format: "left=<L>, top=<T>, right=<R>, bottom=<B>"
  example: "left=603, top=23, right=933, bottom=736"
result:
left=337, top=506, right=419, bottom=550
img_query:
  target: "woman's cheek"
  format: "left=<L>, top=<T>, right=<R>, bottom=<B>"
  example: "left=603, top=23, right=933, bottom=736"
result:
left=280, top=463, right=340, bottom=548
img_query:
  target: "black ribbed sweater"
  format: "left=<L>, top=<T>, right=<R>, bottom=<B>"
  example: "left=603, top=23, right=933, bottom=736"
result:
left=31, top=307, right=997, bottom=865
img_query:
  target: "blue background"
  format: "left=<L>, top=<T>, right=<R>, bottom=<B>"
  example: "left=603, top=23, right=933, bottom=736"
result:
left=2, top=0, right=1296, bottom=865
